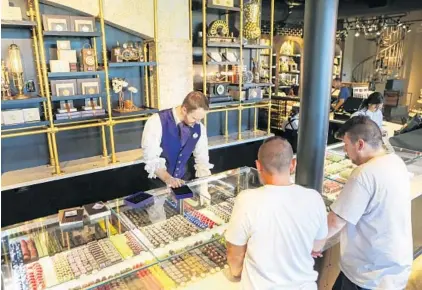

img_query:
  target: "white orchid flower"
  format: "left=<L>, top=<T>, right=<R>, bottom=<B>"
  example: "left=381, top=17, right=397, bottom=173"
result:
left=128, top=87, right=138, bottom=93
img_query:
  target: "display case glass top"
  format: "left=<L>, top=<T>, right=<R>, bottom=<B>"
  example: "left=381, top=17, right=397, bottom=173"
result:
left=1, top=208, right=158, bottom=290
left=1, top=167, right=259, bottom=290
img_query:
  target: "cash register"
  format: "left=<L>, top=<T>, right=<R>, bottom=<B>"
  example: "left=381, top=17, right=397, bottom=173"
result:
left=333, top=97, right=364, bottom=121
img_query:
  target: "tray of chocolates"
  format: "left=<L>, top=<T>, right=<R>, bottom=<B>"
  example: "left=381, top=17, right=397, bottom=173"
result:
left=322, top=180, right=344, bottom=201
left=141, top=215, right=201, bottom=249
left=122, top=201, right=179, bottom=229
left=159, top=240, right=228, bottom=287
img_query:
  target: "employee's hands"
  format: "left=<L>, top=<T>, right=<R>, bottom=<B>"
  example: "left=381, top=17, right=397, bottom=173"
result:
left=164, top=176, right=185, bottom=188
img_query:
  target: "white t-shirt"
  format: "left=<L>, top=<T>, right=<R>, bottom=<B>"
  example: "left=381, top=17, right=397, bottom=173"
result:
left=225, top=184, right=328, bottom=290
left=351, top=109, right=383, bottom=128
left=331, top=153, right=413, bottom=289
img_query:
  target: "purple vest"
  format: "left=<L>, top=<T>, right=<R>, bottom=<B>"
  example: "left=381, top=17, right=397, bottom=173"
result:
left=158, top=109, right=201, bottom=179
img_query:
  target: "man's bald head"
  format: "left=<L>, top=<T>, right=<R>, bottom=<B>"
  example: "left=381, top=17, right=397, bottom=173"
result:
left=258, top=137, right=294, bottom=174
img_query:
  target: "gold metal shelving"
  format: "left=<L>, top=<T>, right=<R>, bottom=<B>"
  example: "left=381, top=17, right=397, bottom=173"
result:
left=192, top=0, right=274, bottom=140
left=1, top=0, right=159, bottom=176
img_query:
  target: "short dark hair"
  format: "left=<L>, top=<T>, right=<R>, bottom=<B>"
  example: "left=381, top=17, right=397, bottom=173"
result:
left=333, top=77, right=341, bottom=82
left=336, top=116, right=382, bottom=148
left=258, top=136, right=293, bottom=173
left=182, top=91, right=209, bottom=112
left=362, top=92, right=384, bottom=108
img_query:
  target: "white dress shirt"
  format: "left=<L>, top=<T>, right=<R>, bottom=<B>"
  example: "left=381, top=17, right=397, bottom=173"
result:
left=141, top=107, right=213, bottom=179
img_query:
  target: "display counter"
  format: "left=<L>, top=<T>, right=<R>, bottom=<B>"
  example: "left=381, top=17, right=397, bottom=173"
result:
left=2, top=145, right=421, bottom=290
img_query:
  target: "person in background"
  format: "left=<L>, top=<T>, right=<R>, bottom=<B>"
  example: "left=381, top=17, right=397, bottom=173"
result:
left=141, top=91, right=213, bottom=188
left=351, top=92, right=384, bottom=128
left=282, top=106, right=300, bottom=131
left=331, top=78, right=350, bottom=112
left=225, top=137, right=327, bottom=290
left=325, top=116, right=412, bottom=290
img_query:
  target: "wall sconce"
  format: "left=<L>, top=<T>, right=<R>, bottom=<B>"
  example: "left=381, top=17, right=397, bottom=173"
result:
left=8, top=44, right=28, bottom=99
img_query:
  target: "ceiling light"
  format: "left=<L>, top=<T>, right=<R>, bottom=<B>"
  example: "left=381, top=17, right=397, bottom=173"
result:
left=376, top=31, right=381, bottom=35
left=407, top=28, right=412, bottom=32
left=398, top=22, right=403, bottom=27
left=355, top=31, right=360, bottom=37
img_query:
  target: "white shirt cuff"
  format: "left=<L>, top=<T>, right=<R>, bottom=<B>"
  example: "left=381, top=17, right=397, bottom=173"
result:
left=144, top=158, right=167, bottom=179
left=194, top=163, right=214, bottom=178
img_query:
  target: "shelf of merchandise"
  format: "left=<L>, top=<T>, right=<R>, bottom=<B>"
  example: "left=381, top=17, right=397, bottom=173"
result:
left=50, top=93, right=105, bottom=101
left=0, top=2, right=55, bottom=167
left=191, top=0, right=275, bottom=140
left=243, top=44, right=272, bottom=49
left=108, top=61, right=157, bottom=68
left=1, top=0, right=160, bottom=178
left=47, top=71, right=105, bottom=78
left=53, top=115, right=107, bottom=125
left=43, top=31, right=102, bottom=37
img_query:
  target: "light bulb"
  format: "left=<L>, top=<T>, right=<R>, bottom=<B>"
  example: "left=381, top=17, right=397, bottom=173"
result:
left=376, top=31, right=381, bottom=35
left=407, top=28, right=412, bottom=33
left=355, top=31, right=360, bottom=37
left=398, top=23, right=403, bottom=27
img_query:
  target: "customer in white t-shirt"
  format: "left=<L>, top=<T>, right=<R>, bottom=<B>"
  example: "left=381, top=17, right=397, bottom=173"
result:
left=326, top=116, right=412, bottom=290
left=225, top=136, right=328, bottom=290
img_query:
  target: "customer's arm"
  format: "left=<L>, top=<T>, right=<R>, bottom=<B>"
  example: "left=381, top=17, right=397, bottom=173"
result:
left=312, top=195, right=329, bottom=257
left=329, top=175, right=371, bottom=236
left=327, top=211, right=347, bottom=239
left=226, top=242, right=247, bottom=278
left=225, top=195, right=251, bottom=278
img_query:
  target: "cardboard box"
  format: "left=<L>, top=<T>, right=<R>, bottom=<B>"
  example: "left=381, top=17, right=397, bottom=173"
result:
left=58, top=49, right=77, bottom=63
left=2, top=110, right=24, bottom=125
left=50, top=60, right=70, bottom=73
left=22, top=108, right=41, bottom=122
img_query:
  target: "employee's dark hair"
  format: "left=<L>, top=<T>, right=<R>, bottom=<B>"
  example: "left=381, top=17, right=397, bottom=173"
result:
left=333, top=77, right=341, bottom=82
left=336, top=116, right=382, bottom=148
left=182, top=91, right=209, bottom=112
left=258, top=136, right=293, bottom=173
left=361, top=92, right=384, bottom=109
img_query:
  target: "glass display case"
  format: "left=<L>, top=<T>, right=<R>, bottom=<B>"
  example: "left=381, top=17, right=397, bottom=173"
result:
left=2, top=150, right=421, bottom=290
left=1, top=167, right=259, bottom=290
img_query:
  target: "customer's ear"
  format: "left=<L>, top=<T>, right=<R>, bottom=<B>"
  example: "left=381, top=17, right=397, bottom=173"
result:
left=290, top=158, right=297, bottom=175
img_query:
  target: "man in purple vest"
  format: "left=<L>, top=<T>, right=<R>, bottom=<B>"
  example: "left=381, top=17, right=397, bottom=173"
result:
left=142, top=91, right=213, bottom=188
